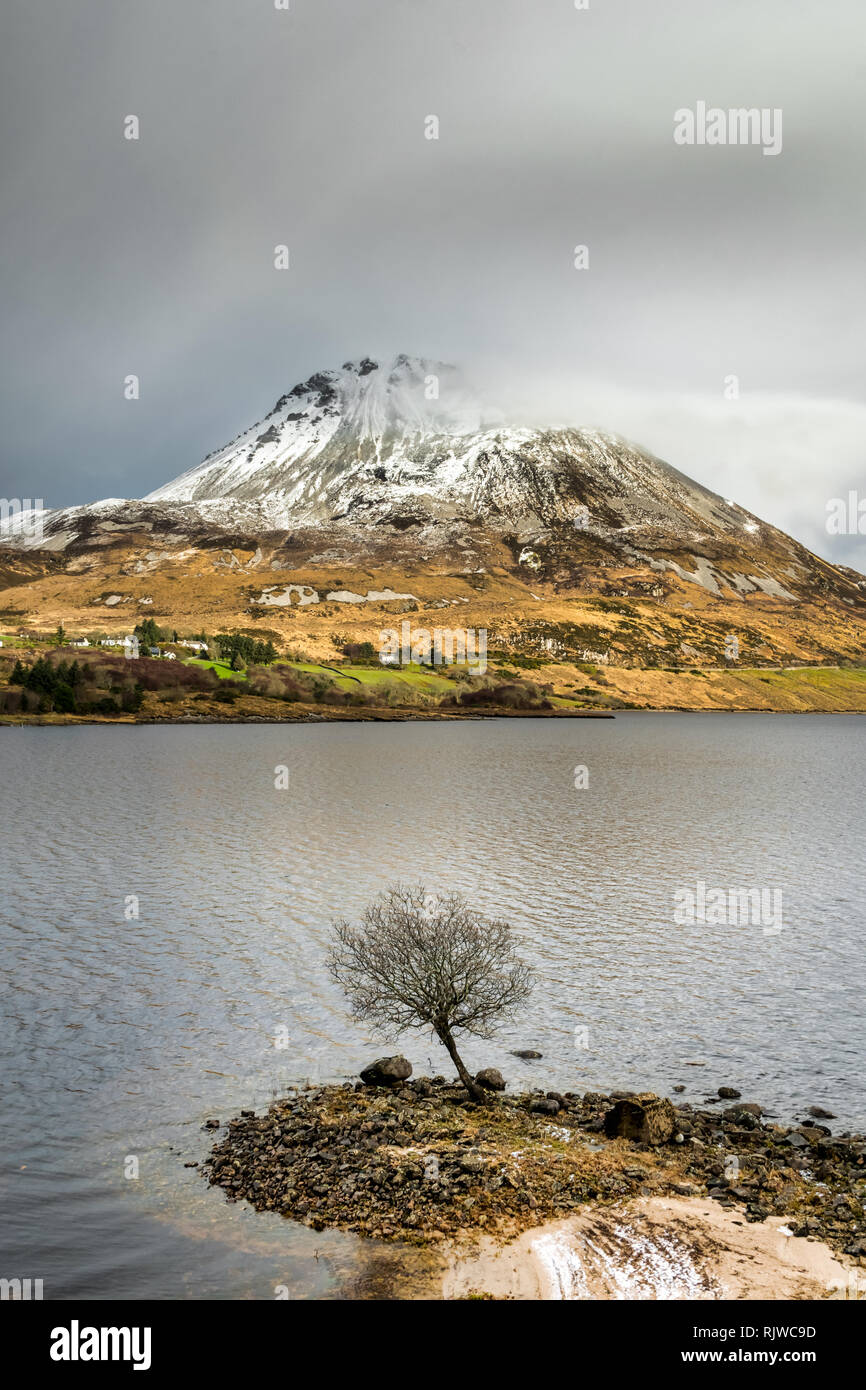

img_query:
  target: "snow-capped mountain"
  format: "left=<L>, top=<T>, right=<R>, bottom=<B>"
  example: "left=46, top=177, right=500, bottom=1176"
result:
left=5, top=352, right=781, bottom=550
left=2, top=352, right=864, bottom=671
left=142, top=353, right=758, bottom=541
left=1, top=353, right=864, bottom=613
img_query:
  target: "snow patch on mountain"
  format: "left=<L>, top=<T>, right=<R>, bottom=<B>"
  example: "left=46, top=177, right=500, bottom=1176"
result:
left=145, top=355, right=503, bottom=511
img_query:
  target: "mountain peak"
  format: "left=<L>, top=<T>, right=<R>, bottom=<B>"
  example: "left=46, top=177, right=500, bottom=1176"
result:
left=145, top=354, right=504, bottom=510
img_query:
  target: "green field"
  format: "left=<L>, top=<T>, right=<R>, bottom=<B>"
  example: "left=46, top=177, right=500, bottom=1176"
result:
left=182, top=656, right=460, bottom=692
left=280, top=660, right=458, bottom=694
left=721, top=665, right=866, bottom=707
left=185, top=658, right=246, bottom=681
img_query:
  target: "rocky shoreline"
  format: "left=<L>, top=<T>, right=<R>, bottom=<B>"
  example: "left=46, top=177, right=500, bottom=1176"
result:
left=201, top=1063, right=866, bottom=1262
left=0, top=706, right=615, bottom=728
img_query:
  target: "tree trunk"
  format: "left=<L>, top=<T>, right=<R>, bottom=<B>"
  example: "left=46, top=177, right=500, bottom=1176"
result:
left=436, top=1025, right=486, bottom=1104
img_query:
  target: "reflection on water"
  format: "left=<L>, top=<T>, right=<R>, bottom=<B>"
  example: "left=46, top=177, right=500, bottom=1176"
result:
left=0, top=715, right=863, bottom=1297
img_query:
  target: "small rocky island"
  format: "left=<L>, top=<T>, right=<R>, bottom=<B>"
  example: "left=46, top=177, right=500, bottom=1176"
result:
left=203, top=1057, right=866, bottom=1261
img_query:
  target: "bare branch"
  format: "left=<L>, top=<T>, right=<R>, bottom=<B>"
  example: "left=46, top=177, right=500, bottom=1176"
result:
left=327, top=884, right=535, bottom=1099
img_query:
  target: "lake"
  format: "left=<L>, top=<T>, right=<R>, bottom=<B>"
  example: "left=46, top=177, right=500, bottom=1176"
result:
left=0, top=714, right=863, bottom=1297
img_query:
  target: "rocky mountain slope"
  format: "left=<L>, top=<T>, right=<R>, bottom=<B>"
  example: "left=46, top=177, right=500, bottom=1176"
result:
left=1, top=354, right=864, bottom=676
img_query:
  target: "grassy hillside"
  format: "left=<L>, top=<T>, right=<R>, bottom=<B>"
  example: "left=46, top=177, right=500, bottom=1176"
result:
left=1, top=637, right=866, bottom=722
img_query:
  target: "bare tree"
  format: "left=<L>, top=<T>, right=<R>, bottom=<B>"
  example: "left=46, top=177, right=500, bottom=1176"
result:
left=327, top=884, right=534, bottom=1103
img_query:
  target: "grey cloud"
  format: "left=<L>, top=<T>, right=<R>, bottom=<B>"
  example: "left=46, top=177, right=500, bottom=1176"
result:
left=0, top=0, right=863, bottom=567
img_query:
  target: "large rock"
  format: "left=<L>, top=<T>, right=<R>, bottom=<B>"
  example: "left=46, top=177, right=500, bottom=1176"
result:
left=784, top=1131, right=809, bottom=1149
left=723, top=1102, right=763, bottom=1128
left=359, top=1056, right=412, bottom=1087
left=475, top=1068, right=506, bottom=1092
left=603, top=1092, right=676, bottom=1146
left=511, top=1049, right=543, bottom=1059
left=725, top=1101, right=763, bottom=1117
left=530, top=1097, right=560, bottom=1115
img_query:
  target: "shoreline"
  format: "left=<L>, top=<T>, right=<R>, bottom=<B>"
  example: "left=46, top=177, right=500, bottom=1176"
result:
left=0, top=707, right=615, bottom=728
left=200, top=1075, right=866, bottom=1300
left=5, top=706, right=866, bottom=729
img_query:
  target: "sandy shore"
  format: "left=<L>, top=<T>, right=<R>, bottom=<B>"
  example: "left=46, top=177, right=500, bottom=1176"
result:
left=443, top=1196, right=860, bottom=1300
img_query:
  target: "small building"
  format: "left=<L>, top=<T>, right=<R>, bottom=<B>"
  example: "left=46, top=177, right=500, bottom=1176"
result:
left=148, top=646, right=160, bottom=658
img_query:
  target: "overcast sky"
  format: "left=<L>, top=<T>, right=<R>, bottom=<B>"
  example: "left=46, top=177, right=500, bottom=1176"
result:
left=1, top=0, right=864, bottom=567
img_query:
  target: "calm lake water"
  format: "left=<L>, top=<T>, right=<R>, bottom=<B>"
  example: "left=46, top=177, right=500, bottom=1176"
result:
left=0, top=715, right=864, bottom=1298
